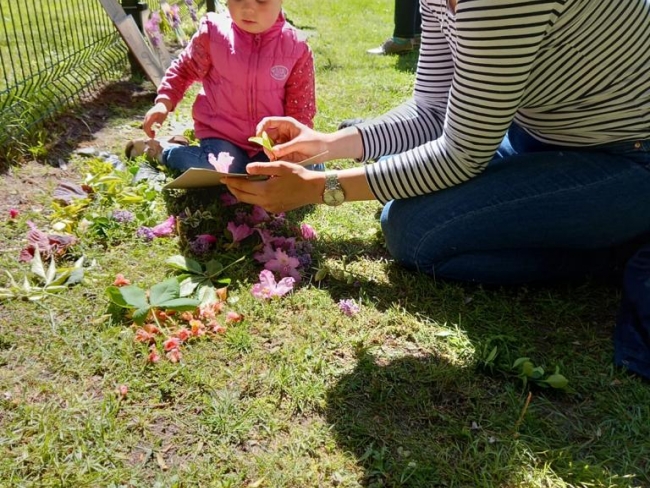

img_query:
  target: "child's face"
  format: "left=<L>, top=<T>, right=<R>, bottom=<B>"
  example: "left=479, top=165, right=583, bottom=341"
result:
left=228, top=0, right=283, bottom=34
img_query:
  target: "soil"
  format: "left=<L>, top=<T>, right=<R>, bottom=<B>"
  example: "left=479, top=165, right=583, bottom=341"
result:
left=0, top=80, right=158, bottom=220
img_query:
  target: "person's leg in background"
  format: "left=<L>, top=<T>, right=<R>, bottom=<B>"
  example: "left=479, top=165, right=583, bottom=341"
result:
left=367, top=0, right=422, bottom=55
left=380, top=127, right=650, bottom=285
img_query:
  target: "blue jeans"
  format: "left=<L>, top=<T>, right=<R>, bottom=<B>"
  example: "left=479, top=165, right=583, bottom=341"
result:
left=163, top=138, right=324, bottom=174
left=380, top=124, right=650, bottom=284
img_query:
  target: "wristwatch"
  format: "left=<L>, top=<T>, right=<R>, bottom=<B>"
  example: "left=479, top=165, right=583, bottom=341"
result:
left=322, top=171, right=345, bottom=206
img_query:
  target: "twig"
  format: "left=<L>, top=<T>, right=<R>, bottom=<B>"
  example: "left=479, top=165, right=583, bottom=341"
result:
left=513, top=391, right=533, bottom=438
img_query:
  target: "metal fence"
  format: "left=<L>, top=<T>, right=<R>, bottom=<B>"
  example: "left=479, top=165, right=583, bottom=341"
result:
left=0, top=0, right=215, bottom=158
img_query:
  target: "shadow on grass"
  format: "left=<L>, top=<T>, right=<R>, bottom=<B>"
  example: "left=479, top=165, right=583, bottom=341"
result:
left=314, top=237, right=650, bottom=485
left=325, top=347, right=645, bottom=487
left=0, top=79, right=156, bottom=174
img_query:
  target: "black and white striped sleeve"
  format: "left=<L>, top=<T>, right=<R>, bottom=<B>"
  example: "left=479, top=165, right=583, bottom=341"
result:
left=360, top=0, right=566, bottom=203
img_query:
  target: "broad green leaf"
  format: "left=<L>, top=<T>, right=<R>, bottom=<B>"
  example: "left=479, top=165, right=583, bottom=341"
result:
left=205, top=259, right=224, bottom=279
left=179, top=276, right=206, bottom=297
left=132, top=306, right=151, bottom=325
left=106, top=286, right=129, bottom=308
left=149, top=278, right=181, bottom=306
left=119, top=285, right=149, bottom=309
left=166, top=255, right=203, bottom=275
left=198, top=284, right=217, bottom=305
left=159, top=298, right=201, bottom=311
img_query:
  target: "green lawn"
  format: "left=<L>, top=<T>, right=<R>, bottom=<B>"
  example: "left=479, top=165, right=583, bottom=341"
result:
left=1, top=0, right=649, bottom=487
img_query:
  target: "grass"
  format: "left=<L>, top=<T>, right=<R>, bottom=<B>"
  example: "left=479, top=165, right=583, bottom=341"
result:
left=1, top=0, right=650, bottom=487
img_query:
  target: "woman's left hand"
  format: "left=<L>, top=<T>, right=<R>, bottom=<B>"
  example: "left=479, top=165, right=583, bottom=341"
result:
left=223, top=162, right=324, bottom=214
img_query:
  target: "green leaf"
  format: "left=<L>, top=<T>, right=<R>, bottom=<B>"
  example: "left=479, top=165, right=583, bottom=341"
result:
left=45, top=258, right=57, bottom=286
left=65, top=267, right=84, bottom=286
left=198, top=284, right=217, bottom=304
left=132, top=306, right=151, bottom=325
left=543, top=373, right=569, bottom=389
left=160, top=298, right=201, bottom=311
left=166, top=255, right=203, bottom=275
left=512, top=357, right=530, bottom=369
left=119, top=285, right=149, bottom=309
left=149, top=278, right=181, bottom=307
left=106, top=286, right=129, bottom=308
left=31, top=249, right=46, bottom=281
left=205, top=259, right=224, bottom=279
left=248, top=131, right=274, bottom=151
left=486, top=346, right=498, bottom=363
left=179, top=276, right=206, bottom=297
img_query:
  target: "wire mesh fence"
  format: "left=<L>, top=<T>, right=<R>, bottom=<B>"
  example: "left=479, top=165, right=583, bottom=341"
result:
left=0, top=0, right=215, bottom=159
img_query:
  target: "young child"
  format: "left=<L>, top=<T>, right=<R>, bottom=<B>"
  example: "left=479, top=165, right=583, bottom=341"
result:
left=127, top=0, right=317, bottom=174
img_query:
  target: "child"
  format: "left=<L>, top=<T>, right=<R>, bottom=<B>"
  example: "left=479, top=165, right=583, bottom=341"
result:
left=127, top=0, right=318, bottom=174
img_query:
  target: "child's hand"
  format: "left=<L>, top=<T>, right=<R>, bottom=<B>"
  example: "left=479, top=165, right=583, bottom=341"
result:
left=143, top=102, right=170, bottom=138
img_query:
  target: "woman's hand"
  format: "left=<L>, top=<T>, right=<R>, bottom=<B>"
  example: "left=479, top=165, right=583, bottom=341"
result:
left=256, top=116, right=330, bottom=163
left=143, top=102, right=171, bottom=138
left=223, top=162, right=324, bottom=214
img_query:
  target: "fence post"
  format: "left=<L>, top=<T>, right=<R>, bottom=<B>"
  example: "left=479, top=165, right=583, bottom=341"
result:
left=121, top=0, right=150, bottom=77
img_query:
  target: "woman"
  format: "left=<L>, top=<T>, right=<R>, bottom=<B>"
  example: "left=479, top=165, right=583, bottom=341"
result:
left=224, top=0, right=650, bottom=286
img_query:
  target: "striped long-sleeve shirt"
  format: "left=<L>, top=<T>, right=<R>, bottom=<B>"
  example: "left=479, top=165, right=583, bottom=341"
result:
left=361, top=0, right=650, bottom=203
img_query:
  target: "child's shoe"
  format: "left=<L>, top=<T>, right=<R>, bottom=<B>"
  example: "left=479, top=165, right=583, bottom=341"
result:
left=125, top=138, right=164, bottom=163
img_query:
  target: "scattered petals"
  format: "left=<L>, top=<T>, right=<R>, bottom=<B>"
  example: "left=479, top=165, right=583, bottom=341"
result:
left=338, top=299, right=360, bottom=317
left=148, top=347, right=161, bottom=363
left=163, top=337, right=182, bottom=351
left=166, top=348, right=182, bottom=363
left=226, top=311, right=243, bottom=323
left=116, top=384, right=129, bottom=398
left=113, top=273, right=131, bottom=287
left=251, top=269, right=295, bottom=300
left=151, top=216, right=176, bottom=238
left=9, top=208, right=19, bottom=219
left=227, top=221, right=254, bottom=243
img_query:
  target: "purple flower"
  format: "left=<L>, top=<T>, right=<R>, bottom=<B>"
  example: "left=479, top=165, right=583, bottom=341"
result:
left=338, top=299, right=360, bottom=317
left=250, top=205, right=270, bottom=225
left=145, top=12, right=162, bottom=47
left=189, top=6, right=198, bottom=23
left=169, top=5, right=182, bottom=29
left=300, top=223, right=318, bottom=240
left=265, top=248, right=301, bottom=282
left=220, top=192, right=238, bottom=207
left=112, top=209, right=135, bottom=223
left=226, top=221, right=254, bottom=243
left=251, top=270, right=295, bottom=300
left=137, top=226, right=155, bottom=241
left=190, top=234, right=217, bottom=255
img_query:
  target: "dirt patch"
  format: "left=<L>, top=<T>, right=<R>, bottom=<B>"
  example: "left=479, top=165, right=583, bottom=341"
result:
left=0, top=80, right=157, bottom=219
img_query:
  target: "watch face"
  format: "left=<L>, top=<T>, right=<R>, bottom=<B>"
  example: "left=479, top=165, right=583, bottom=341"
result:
left=324, top=189, right=345, bottom=206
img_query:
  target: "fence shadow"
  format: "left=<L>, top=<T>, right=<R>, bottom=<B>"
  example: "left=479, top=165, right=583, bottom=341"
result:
left=0, top=79, right=156, bottom=174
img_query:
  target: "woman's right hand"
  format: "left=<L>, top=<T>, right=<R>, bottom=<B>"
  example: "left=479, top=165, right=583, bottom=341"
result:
left=142, top=102, right=170, bottom=138
left=256, top=116, right=330, bottom=163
